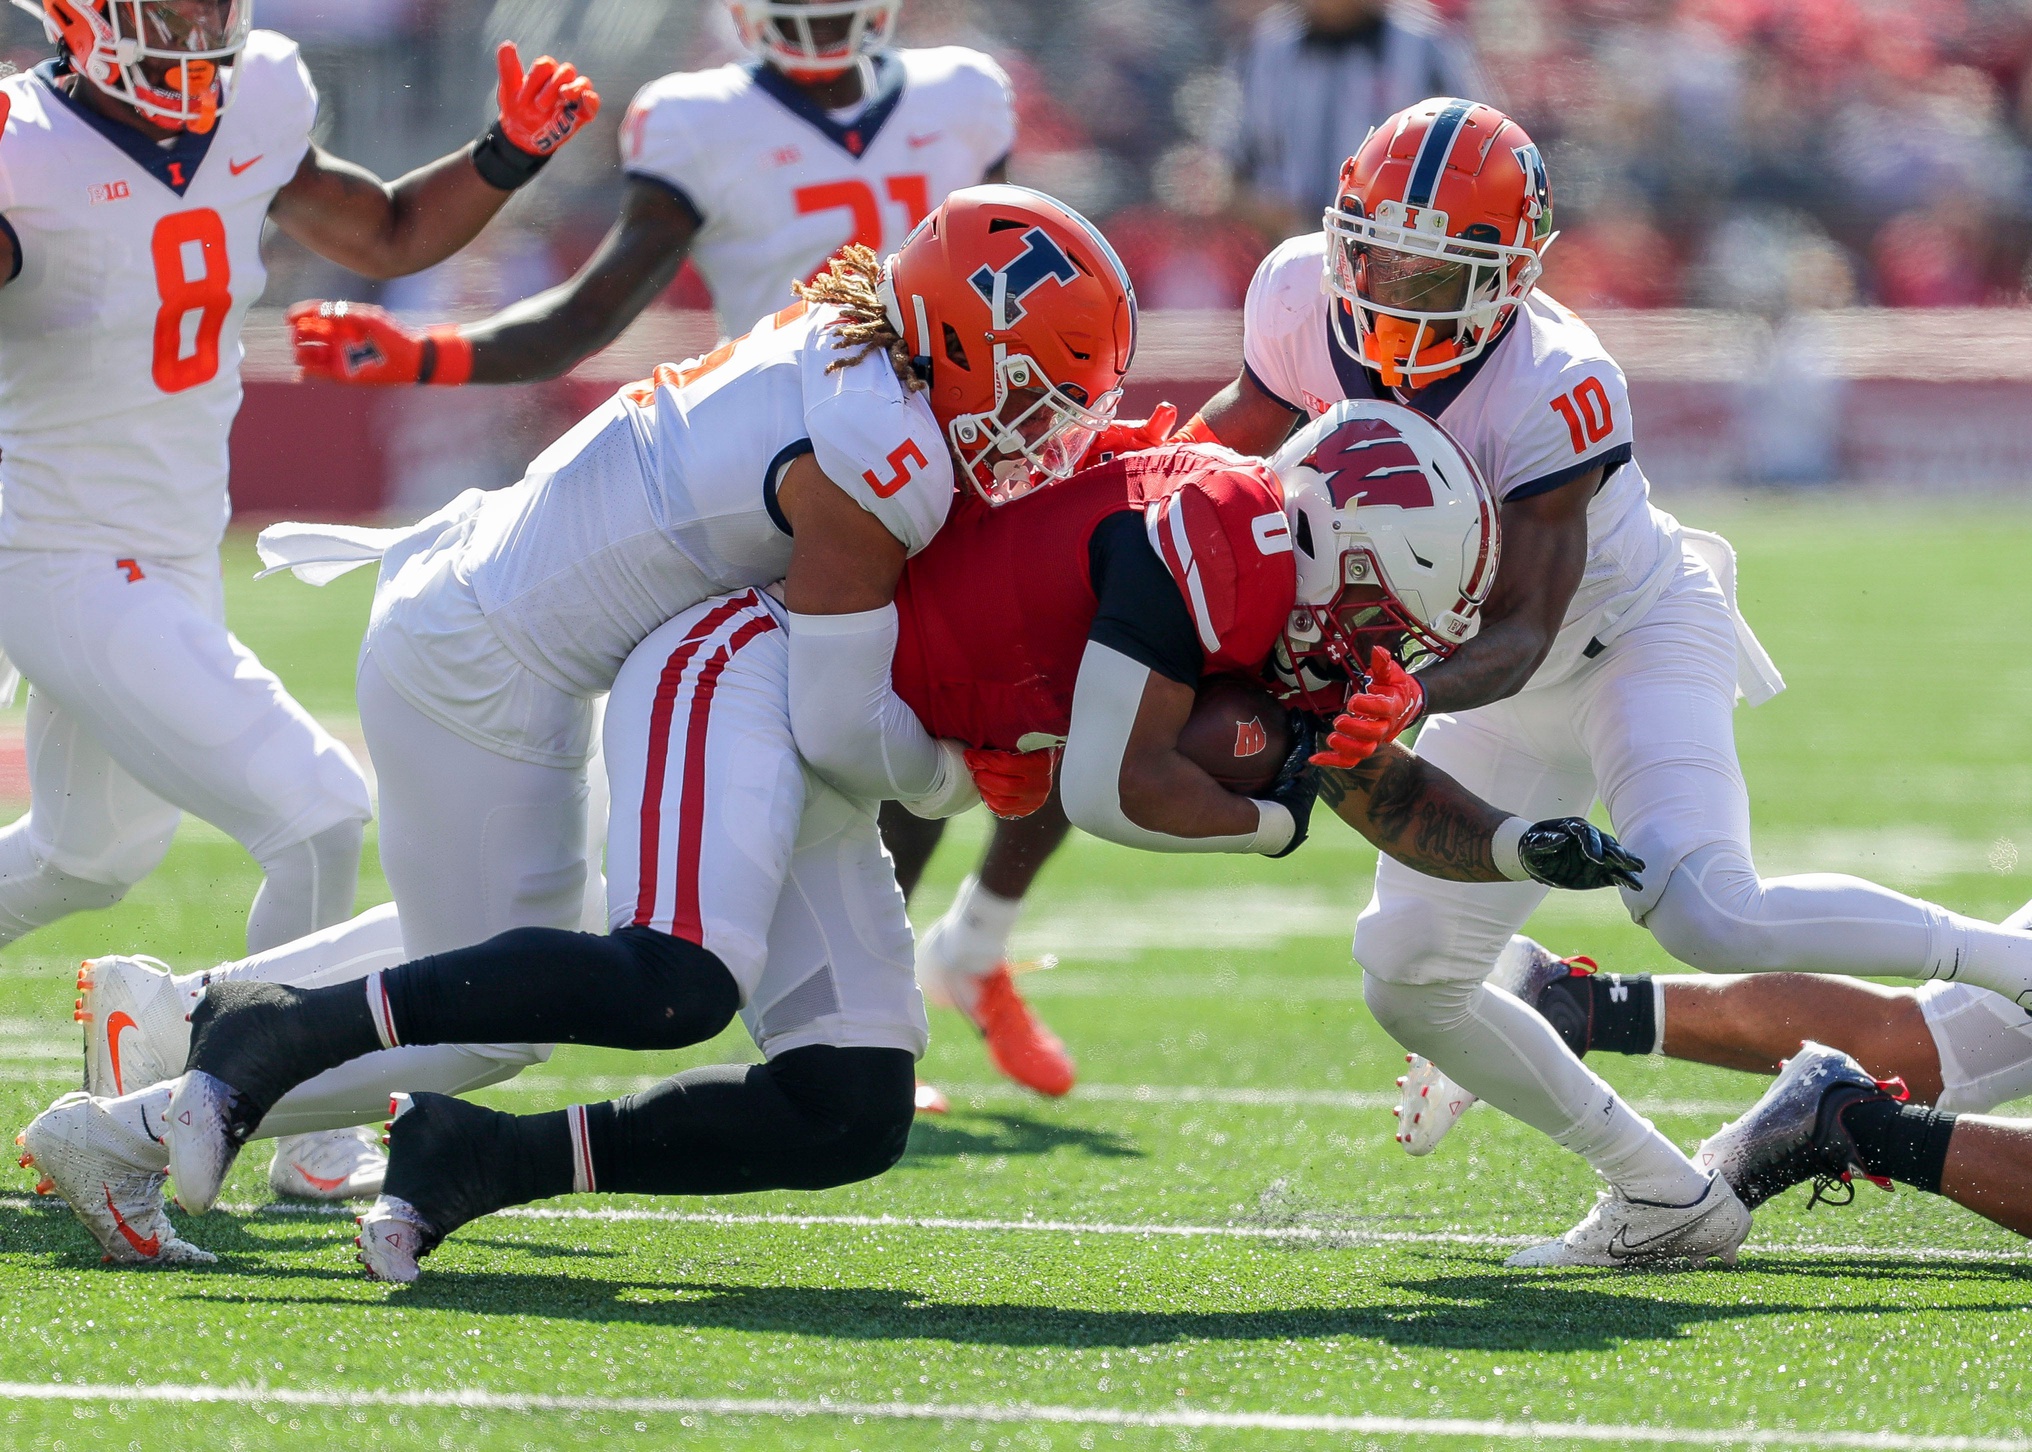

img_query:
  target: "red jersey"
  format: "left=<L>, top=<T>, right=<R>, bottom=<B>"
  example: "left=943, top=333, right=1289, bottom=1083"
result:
left=891, top=443, right=1295, bottom=751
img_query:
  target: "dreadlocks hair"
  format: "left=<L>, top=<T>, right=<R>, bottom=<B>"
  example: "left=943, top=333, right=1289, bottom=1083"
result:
left=792, top=245, right=926, bottom=392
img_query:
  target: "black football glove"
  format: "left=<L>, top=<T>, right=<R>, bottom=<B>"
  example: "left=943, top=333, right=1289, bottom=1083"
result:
left=1518, top=817, right=1645, bottom=891
left=1263, top=711, right=1322, bottom=860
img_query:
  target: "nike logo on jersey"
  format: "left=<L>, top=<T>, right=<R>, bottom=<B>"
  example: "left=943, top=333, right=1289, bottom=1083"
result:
left=907, top=131, right=941, bottom=148
left=229, top=154, right=264, bottom=176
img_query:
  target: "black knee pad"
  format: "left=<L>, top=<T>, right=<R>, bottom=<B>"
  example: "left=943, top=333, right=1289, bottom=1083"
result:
left=764, top=1044, right=917, bottom=1187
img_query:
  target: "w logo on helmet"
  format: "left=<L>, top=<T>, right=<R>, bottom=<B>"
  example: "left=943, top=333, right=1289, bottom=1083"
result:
left=1304, top=417, right=1434, bottom=511
left=1514, top=143, right=1552, bottom=239
left=969, top=227, right=1079, bottom=325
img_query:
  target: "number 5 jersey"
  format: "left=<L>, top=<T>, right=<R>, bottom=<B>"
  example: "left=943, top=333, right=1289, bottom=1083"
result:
left=0, top=31, right=317, bottom=561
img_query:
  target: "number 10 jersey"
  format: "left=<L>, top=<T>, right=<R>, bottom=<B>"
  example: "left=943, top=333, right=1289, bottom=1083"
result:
left=0, top=31, right=317, bottom=561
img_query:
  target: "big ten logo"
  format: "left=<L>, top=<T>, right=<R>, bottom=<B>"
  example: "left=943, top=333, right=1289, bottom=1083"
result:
left=90, top=180, right=131, bottom=205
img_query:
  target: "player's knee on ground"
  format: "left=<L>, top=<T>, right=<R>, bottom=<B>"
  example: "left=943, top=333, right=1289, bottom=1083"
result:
left=763, top=1044, right=918, bottom=1188
left=1361, top=974, right=1481, bottom=1058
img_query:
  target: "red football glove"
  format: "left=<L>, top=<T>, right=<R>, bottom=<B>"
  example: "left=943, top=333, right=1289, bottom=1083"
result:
left=1309, top=648, right=1426, bottom=768
left=964, top=746, right=1057, bottom=819
left=1083, top=403, right=1178, bottom=464
left=495, top=41, right=600, bottom=158
left=287, top=301, right=473, bottom=387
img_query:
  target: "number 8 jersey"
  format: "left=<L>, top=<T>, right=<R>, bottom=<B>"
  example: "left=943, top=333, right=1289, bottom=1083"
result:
left=0, top=31, right=317, bottom=561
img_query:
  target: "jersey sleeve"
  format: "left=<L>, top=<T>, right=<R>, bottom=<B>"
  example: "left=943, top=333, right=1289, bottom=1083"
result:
left=1143, top=459, right=1296, bottom=678
left=952, top=50, right=1017, bottom=172
left=619, top=77, right=709, bottom=226
left=1086, top=511, right=1204, bottom=687
left=1492, top=342, right=1636, bottom=503
left=803, top=337, right=955, bottom=555
left=1240, top=240, right=1316, bottom=417
left=240, top=30, right=320, bottom=174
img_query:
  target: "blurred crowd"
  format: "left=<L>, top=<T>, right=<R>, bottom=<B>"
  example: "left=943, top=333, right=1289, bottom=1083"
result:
left=6, top=0, right=2030, bottom=318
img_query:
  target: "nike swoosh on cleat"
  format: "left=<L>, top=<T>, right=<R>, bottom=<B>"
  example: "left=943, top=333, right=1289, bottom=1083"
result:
left=292, top=1168, right=351, bottom=1193
left=229, top=154, right=264, bottom=175
left=1606, top=1218, right=1701, bottom=1260
left=103, top=1185, right=160, bottom=1258
left=105, top=1010, right=137, bottom=1097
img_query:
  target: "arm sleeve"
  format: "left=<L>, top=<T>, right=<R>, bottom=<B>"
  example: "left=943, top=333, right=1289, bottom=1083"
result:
left=786, top=605, right=978, bottom=816
left=1058, top=641, right=1292, bottom=855
left=1086, top=511, right=1205, bottom=687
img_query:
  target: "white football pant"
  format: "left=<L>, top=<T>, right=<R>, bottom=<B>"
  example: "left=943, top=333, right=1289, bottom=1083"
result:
left=0, top=549, right=370, bottom=953
left=1356, top=543, right=2032, bottom=1200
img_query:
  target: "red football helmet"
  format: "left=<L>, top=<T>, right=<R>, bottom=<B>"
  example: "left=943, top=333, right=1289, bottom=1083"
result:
left=1265, top=401, right=1499, bottom=713
left=16, top=0, right=251, bottom=133
left=880, top=184, right=1137, bottom=505
left=727, top=0, right=898, bottom=83
left=1327, top=97, right=1555, bottom=388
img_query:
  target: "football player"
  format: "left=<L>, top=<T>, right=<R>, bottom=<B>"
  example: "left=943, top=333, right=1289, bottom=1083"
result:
left=121, top=405, right=1638, bottom=1278
left=273, top=0, right=1059, bottom=1103
left=0, top=1, right=598, bottom=1197
left=1176, top=98, right=2032, bottom=1267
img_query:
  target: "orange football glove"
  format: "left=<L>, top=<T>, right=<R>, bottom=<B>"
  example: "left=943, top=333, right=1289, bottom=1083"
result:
left=287, top=300, right=473, bottom=387
left=1309, top=648, right=1425, bottom=769
left=964, top=746, right=1057, bottom=819
left=1084, top=402, right=1179, bottom=464
left=494, top=41, right=600, bottom=158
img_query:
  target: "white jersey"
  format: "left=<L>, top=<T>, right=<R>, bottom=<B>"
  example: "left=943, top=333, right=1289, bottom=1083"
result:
left=388, top=299, right=953, bottom=735
left=0, top=33, right=317, bottom=561
left=1243, top=232, right=1680, bottom=690
left=622, top=47, right=1015, bottom=336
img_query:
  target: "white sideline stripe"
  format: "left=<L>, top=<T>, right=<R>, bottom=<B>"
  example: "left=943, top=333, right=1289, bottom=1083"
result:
left=5, top=1196, right=2011, bottom=1263
left=488, top=1075, right=1752, bottom=1119
left=0, top=1382, right=2020, bottom=1450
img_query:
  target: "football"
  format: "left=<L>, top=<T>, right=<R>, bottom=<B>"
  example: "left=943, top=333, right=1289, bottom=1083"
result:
left=1177, top=675, right=1290, bottom=795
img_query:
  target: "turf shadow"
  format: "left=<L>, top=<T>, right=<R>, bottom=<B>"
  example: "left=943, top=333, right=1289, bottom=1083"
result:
left=899, top=1111, right=1142, bottom=1164
left=259, top=1267, right=1984, bottom=1351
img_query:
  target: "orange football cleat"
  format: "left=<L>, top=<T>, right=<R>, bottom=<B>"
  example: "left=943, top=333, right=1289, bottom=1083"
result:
left=963, top=964, right=1075, bottom=1098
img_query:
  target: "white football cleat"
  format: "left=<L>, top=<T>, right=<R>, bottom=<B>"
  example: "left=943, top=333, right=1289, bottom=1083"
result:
left=269, top=1126, right=387, bottom=1201
left=18, top=1090, right=214, bottom=1267
left=164, top=1071, right=247, bottom=1214
left=1503, top=1172, right=1750, bottom=1269
left=1393, top=1054, right=1473, bottom=1156
left=76, top=955, right=197, bottom=1099
left=355, top=1194, right=439, bottom=1283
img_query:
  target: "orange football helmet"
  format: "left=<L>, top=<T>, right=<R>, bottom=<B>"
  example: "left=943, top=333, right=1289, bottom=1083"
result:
left=728, top=0, right=898, bottom=83
left=14, top=0, right=250, bottom=132
left=1326, top=97, right=1556, bottom=388
left=881, top=184, right=1137, bottom=505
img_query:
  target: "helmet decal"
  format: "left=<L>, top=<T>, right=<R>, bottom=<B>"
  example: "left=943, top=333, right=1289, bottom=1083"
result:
left=968, top=227, right=1080, bottom=327
left=1403, top=97, right=1472, bottom=211
left=1304, top=416, right=1434, bottom=510
left=1514, top=143, right=1552, bottom=238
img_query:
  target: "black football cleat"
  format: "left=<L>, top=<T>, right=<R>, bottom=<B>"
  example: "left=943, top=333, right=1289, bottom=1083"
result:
left=1695, top=1041, right=1906, bottom=1210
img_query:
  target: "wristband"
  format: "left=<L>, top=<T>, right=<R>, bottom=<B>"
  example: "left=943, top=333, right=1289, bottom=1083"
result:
left=1491, top=815, right=1531, bottom=881
left=1246, top=798, right=1296, bottom=857
left=417, top=326, right=473, bottom=386
left=1170, top=412, right=1222, bottom=446
left=470, top=121, right=551, bottom=191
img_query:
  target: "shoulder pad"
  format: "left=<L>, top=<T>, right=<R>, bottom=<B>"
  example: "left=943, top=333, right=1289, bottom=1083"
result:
left=1142, top=450, right=1295, bottom=675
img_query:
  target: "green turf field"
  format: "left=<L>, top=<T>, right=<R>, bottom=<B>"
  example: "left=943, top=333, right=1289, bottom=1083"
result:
left=0, top=501, right=2027, bottom=1450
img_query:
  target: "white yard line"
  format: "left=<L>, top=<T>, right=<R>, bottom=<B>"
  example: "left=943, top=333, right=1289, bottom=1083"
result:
left=0, top=1380, right=2018, bottom=1449
left=6, top=1196, right=2011, bottom=1263
left=487, top=1075, right=1752, bottom=1118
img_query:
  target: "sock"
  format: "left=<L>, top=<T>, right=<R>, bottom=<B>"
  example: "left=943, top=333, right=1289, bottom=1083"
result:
left=1839, top=1098, right=1958, bottom=1194
left=185, top=980, right=383, bottom=1128
left=927, top=875, right=1023, bottom=980
left=381, top=1094, right=575, bottom=1234
left=1538, top=971, right=1660, bottom=1057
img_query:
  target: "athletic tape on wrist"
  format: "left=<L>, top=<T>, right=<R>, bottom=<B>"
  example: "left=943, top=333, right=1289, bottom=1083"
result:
left=1491, top=816, right=1531, bottom=881
left=1248, top=799, right=1296, bottom=856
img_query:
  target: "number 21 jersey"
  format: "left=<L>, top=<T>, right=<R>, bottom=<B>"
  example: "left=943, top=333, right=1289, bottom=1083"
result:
left=0, top=31, right=317, bottom=561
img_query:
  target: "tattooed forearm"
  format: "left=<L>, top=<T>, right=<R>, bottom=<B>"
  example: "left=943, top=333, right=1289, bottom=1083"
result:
left=1316, top=743, right=1507, bottom=882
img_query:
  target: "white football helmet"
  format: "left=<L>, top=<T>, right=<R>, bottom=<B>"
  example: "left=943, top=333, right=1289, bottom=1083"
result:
left=1266, top=399, right=1500, bottom=713
left=728, top=0, right=899, bottom=81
